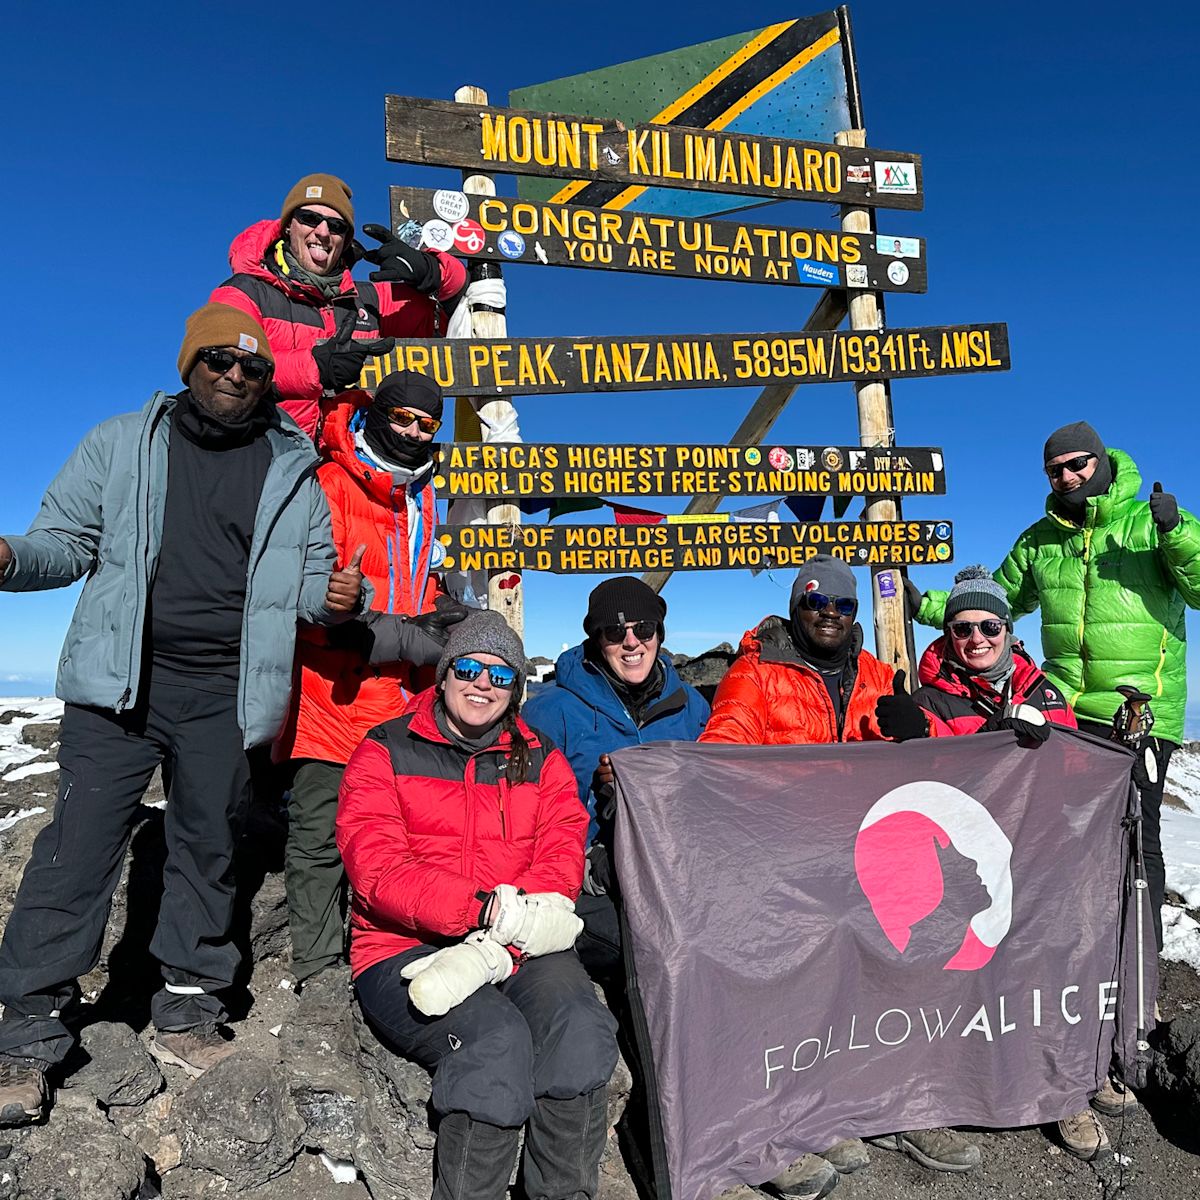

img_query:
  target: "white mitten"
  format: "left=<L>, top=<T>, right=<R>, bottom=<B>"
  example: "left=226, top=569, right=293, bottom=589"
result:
left=487, top=884, right=582, bottom=957
left=400, top=930, right=514, bottom=1016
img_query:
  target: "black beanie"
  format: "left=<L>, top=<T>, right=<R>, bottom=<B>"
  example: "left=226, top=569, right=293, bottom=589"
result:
left=1043, top=420, right=1104, bottom=465
left=374, top=370, right=443, bottom=421
left=583, top=576, right=666, bottom=637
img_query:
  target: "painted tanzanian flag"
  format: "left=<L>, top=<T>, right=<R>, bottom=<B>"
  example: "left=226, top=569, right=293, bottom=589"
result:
left=611, top=729, right=1147, bottom=1200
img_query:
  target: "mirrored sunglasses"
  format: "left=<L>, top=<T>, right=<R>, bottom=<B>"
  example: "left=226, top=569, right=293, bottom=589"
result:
left=949, top=619, right=1006, bottom=639
left=599, top=620, right=658, bottom=645
left=798, top=591, right=857, bottom=616
left=381, top=405, right=441, bottom=435
left=292, top=207, right=352, bottom=237
left=451, top=656, right=517, bottom=689
left=1045, top=453, right=1095, bottom=480
left=197, top=347, right=274, bottom=383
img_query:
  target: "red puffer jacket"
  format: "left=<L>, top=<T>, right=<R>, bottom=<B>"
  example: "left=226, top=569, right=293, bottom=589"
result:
left=913, top=637, right=1078, bottom=736
left=336, top=690, right=587, bottom=978
left=701, top=615, right=905, bottom=744
left=275, top=393, right=440, bottom=767
left=210, top=220, right=467, bottom=437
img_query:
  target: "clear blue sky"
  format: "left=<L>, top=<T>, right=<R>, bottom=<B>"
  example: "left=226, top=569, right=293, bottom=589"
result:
left=3, top=1, right=1199, bottom=732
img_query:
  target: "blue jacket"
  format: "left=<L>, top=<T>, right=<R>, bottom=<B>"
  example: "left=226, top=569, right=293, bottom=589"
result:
left=1, top=392, right=354, bottom=748
left=523, top=643, right=709, bottom=844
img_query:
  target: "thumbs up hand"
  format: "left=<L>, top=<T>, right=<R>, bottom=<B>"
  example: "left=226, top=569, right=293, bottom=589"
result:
left=1149, top=481, right=1180, bottom=533
left=874, top=669, right=931, bottom=742
left=326, top=544, right=366, bottom=614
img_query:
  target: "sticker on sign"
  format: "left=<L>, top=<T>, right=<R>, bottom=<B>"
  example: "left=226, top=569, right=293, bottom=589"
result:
left=432, top=190, right=470, bottom=223
left=846, top=163, right=871, bottom=184
left=796, top=259, right=838, bottom=286
left=421, top=219, right=454, bottom=252
left=453, top=219, right=486, bottom=255
left=874, top=161, right=917, bottom=195
left=887, top=261, right=910, bottom=285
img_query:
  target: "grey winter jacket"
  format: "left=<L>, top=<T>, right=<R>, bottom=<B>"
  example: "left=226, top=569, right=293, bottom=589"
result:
left=1, top=392, right=354, bottom=747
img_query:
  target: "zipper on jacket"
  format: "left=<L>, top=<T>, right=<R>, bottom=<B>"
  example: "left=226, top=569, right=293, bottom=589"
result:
left=122, top=402, right=161, bottom=711
left=1153, top=627, right=1168, bottom=698
left=498, top=775, right=509, bottom=840
left=1069, top=526, right=1094, bottom=711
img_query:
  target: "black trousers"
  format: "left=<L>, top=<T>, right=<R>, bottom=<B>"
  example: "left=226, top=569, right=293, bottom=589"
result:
left=0, top=676, right=252, bottom=1063
left=356, top=947, right=618, bottom=1129
left=1079, top=720, right=1176, bottom=953
left=574, top=893, right=622, bottom=981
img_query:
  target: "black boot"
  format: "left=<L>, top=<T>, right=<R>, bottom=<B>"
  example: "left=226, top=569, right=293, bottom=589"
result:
left=433, top=1111, right=521, bottom=1200
left=523, top=1086, right=609, bottom=1200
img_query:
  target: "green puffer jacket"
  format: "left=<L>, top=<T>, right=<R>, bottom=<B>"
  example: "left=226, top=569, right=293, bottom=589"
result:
left=917, top=449, right=1200, bottom=743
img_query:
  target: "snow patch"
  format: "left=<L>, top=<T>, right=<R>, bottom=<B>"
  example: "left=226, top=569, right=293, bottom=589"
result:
left=2, top=761, right=58, bottom=783
left=319, top=1152, right=359, bottom=1184
left=0, top=806, right=46, bottom=834
left=1162, top=799, right=1200, bottom=909
left=1161, top=906, right=1200, bottom=973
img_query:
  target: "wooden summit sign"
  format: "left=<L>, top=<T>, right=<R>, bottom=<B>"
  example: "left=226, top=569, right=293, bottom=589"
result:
left=360, top=325, right=1008, bottom=395
left=385, top=95, right=923, bottom=210
left=433, top=443, right=946, bottom=500
left=391, top=186, right=927, bottom=293
left=436, top=519, right=954, bottom=575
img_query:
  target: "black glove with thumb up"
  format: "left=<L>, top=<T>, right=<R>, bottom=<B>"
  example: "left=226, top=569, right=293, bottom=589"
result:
left=874, top=670, right=930, bottom=741
left=1149, top=482, right=1180, bottom=533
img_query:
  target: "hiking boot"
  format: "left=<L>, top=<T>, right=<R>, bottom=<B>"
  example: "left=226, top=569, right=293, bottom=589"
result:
left=0, top=1056, right=49, bottom=1126
left=767, top=1153, right=839, bottom=1199
left=148, top=1023, right=236, bottom=1078
left=868, top=1128, right=980, bottom=1172
left=819, top=1137, right=870, bottom=1174
left=1091, top=1075, right=1137, bottom=1118
left=1056, top=1109, right=1111, bottom=1161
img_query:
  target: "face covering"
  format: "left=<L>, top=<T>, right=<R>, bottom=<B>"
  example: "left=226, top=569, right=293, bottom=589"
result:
left=362, top=404, right=435, bottom=469
left=1051, top=453, right=1113, bottom=517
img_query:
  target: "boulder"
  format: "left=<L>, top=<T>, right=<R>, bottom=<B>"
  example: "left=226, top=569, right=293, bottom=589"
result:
left=18, top=723, right=59, bottom=752
left=1150, top=1012, right=1200, bottom=1126
left=62, top=1021, right=162, bottom=1108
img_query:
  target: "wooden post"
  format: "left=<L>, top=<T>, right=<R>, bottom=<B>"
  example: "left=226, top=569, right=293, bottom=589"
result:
left=836, top=128, right=914, bottom=680
left=453, top=85, right=523, bottom=639
left=639, top=288, right=847, bottom=594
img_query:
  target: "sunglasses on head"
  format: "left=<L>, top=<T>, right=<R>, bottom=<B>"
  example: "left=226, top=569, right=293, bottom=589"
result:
left=949, top=619, right=1006, bottom=639
left=197, top=347, right=274, bottom=383
left=451, top=656, right=517, bottom=689
left=599, top=620, right=658, bottom=645
left=1045, top=453, right=1095, bottom=480
left=292, top=207, right=352, bottom=238
left=798, top=591, right=857, bottom=616
left=381, top=405, right=441, bottom=435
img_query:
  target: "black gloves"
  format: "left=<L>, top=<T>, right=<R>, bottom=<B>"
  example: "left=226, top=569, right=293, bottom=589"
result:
left=312, top=321, right=395, bottom=392
left=326, top=601, right=470, bottom=669
left=1150, top=482, right=1180, bottom=533
left=407, top=600, right=471, bottom=646
left=981, top=704, right=1051, bottom=745
left=874, top=670, right=930, bottom=741
left=360, top=223, right=442, bottom=294
left=903, top=577, right=924, bottom=620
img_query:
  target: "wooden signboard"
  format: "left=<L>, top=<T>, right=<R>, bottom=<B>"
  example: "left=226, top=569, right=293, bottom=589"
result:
left=433, top=443, right=945, bottom=500
left=385, top=94, right=923, bottom=211
left=360, top=324, right=1008, bottom=396
left=391, top=186, right=927, bottom=293
left=436, top=519, right=954, bottom=575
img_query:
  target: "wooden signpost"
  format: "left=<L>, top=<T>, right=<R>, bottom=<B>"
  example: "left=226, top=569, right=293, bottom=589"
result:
left=385, top=94, right=923, bottom=210
left=435, top=518, right=953, bottom=575
left=360, top=324, right=1008, bottom=395
left=390, top=186, right=927, bottom=293
left=433, top=443, right=945, bottom=500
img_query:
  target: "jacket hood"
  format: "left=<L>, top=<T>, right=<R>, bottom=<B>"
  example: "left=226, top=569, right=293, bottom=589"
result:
left=318, top=391, right=418, bottom=504
left=1044, top=447, right=1141, bottom=530
left=227, top=218, right=357, bottom=304
left=918, top=634, right=1044, bottom=697
left=739, top=613, right=865, bottom=666
left=551, top=642, right=689, bottom=721
left=404, top=685, right=544, bottom=751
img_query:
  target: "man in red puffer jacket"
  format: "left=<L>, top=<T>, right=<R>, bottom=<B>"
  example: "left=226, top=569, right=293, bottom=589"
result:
left=211, top=173, right=466, bottom=439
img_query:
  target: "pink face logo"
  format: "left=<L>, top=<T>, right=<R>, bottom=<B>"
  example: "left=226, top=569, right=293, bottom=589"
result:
left=854, top=782, right=1013, bottom=971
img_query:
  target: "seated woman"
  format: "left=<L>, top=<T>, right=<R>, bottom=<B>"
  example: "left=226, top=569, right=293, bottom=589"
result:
left=336, top=610, right=618, bottom=1200
left=879, top=565, right=1119, bottom=1163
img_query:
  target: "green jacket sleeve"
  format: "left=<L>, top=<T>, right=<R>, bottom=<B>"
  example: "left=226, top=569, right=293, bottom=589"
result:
left=1158, top=507, right=1200, bottom=608
left=916, top=525, right=1041, bottom=627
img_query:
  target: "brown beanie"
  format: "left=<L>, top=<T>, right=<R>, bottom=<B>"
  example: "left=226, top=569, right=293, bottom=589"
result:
left=177, top=303, right=274, bottom=384
left=280, top=174, right=355, bottom=231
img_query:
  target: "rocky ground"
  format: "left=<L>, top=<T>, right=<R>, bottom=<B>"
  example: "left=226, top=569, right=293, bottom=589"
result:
left=0, top=707, right=1196, bottom=1199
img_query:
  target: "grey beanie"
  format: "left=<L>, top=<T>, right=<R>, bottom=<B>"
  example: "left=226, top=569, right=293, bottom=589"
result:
left=1043, top=420, right=1104, bottom=465
left=790, top=554, right=858, bottom=617
left=944, top=565, right=1011, bottom=624
left=436, top=610, right=527, bottom=694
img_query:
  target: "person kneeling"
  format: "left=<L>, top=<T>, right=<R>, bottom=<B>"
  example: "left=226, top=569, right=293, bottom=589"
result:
left=337, top=611, right=618, bottom=1200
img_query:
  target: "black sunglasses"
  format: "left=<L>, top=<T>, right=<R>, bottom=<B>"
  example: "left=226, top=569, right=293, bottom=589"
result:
left=1045, top=453, right=1095, bottom=480
left=599, top=620, right=658, bottom=645
left=949, top=619, right=1006, bottom=639
left=292, top=207, right=352, bottom=238
left=451, top=656, right=517, bottom=689
left=797, top=591, right=857, bottom=616
left=197, top=347, right=274, bottom=383
left=381, top=405, right=441, bottom=435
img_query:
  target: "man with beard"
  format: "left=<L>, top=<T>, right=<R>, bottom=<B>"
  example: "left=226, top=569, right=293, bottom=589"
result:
left=702, top=555, right=979, bottom=1193
left=0, top=304, right=364, bottom=1125
left=276, top=370, right=468, bottom=991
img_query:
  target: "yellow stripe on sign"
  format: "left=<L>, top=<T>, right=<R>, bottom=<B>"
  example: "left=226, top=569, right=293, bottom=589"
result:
left=547, top=20, right=796, bottom=206
left=605, top=24, right=842, bottom=212
left=668, top=513, right=730, bottom=524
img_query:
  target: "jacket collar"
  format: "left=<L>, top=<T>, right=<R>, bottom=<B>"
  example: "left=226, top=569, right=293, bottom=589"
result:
left=745, top=614, right=865, bottom=669
left=404, top=687, right=544, bottom=751
left=551, top=642, right=689, bottom=725
left=1044, top=447, right=1141, bottom=531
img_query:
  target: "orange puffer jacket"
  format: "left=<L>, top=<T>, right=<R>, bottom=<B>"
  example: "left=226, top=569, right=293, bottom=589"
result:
left=700, top=615, right=897, bottom=745
left=276, top=392, right=440, bottom=765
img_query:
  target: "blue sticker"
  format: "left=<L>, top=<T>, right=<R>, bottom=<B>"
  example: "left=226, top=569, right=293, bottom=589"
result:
left=935, top=522, right=951, bottom=540
left=430, top=540, right=447, bottom=567
left=497, top=230, right=526, bottom=259
left=795, top=258, right=838, bottom=286
left=877, top=571, right=897, bottom=598
left=395, top=219, right=424, bottom=249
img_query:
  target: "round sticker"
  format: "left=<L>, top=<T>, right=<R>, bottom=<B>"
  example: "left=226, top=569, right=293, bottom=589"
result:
left=421, top=219, right=454, bottom=252
left=768, top=447, right=794, bottom=471
left=453, top=219, right=487, bottom=255
left=744, top=448, right=761, bottom=466
left=935, top=522, right=951, bottom=540
left=432, top=189, right=470, bottom=223
left=887, top=260, right=910, bottom=286
left=822, top=447, right=844, bottom=470
left=936, top=543, right=951, bottom=560
left=431, top=541, right=447, bottom=567
left=497, top=230, right=526, bottom=259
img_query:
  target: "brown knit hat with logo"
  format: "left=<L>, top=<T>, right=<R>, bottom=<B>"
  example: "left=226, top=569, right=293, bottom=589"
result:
left=280, top=173, right=355, bottom=231
left=177, top=303, right=274, bottom=384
